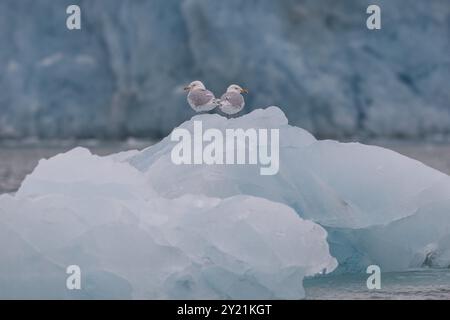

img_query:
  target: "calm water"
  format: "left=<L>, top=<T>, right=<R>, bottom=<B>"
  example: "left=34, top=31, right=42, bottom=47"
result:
left=1, top=140, right=450, bottom=299
left=304, top=269, right=450, bottom=300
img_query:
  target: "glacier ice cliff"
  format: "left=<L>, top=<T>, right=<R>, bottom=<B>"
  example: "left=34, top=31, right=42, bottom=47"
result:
left=0, top=0, right=449, bottom=139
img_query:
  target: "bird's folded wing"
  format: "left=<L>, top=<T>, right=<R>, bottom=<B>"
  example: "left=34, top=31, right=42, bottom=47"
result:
left=220, top=92, right=244, bottom=106
left=189, top=89, right=215, bottom=106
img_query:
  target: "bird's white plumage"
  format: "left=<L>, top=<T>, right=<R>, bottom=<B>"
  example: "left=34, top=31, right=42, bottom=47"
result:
left=218, top=84, right=246, bottom=115
left=185, top=81, right=219, bottom=112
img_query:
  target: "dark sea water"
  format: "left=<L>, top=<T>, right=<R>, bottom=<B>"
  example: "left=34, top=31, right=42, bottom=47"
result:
left=1, top=140, right=450, bottom=299
left=304, top=269, right=450, bottom=300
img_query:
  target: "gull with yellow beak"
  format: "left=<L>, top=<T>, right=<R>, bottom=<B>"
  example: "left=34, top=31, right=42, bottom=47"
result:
left=218, top=84, right=248, bottom=116
left=184, top=80, right=219, bottom=112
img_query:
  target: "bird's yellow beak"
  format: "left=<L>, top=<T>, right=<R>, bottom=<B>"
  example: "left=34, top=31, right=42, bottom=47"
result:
left=241, top=88, right=249, bottom=94
left=184, top=86, right=191, bottom=91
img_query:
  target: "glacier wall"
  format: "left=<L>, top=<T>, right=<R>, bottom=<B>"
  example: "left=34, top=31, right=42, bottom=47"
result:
left=0, top=0, right=449, bottom=139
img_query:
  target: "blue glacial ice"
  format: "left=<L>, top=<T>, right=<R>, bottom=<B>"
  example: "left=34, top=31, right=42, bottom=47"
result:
left=1, top=106, right=450, bottom=298
left=129, top=107, right=450, bottom=272
left=0, top=146, right=336, bottom=299
left=0, top=0, right=449, bottom=140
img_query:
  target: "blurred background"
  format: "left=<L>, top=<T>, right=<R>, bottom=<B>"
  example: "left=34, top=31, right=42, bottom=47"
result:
left=0, top=0, right=449, bottom=193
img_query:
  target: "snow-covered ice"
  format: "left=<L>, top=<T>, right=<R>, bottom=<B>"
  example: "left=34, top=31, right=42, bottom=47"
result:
left=1, top=106, right=450, bottom=298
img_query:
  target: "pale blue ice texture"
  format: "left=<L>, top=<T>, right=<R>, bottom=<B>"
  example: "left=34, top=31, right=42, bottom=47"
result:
left=1, top=107, right=450, bottom=298
left=129, top=107, right=450, bottom=273
left=0, top=131, right=336, bottom=299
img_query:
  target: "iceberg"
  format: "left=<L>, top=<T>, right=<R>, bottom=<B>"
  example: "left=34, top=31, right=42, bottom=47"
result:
left=128, top=107, right=450, bottom=272
left=0, top=147, right=336, bottom=299
left=130, top=107, right=449, bottom=228
left=1, top=106, right=450, bottom=298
